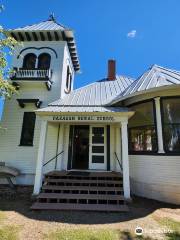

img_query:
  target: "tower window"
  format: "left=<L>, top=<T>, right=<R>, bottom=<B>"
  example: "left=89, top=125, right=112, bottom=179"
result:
left=38, top=53, right=51, bottom=69
left=23, top=53, right=37, bottom=69
left=65, top=66, right=72, bottom=93
left=20, top=112, right=36, bottom=146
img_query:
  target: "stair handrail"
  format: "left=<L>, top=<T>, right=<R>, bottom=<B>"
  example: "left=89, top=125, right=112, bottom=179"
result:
left=114, top=152, right=123, bottom=172
left=43, top=151, right=64, bottom=168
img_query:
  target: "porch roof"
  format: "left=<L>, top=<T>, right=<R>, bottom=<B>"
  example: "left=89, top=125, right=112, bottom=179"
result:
left=36, top=106, right=130, bottom=114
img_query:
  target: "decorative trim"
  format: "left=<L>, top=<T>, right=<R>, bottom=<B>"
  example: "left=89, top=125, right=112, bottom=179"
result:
left=17, top=99, right=42, bottom=108
left=17, top=47, right=58, bottom=59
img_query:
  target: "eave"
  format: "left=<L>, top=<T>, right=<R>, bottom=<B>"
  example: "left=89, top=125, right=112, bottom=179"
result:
left=7, top=29, right=80, bottom=72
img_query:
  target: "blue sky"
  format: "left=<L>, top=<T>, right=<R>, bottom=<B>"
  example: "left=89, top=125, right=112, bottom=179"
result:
left=1, top=0, right=180, bottom=117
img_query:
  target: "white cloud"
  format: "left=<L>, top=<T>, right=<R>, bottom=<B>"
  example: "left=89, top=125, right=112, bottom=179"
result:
left=127, top=30, right=137, bottom=38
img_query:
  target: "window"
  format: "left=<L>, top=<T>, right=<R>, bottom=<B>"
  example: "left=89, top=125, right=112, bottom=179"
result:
left=128, top=100, right=157, bottom=153
left=20, top=112, right=36, bottom=146
left=23, top=53, right=37, bottom=69
left=65, top=66, right=72, bottom=93
left=161, top=97, right=180, bottom=153
left=38, top=53, right=51, bottom=69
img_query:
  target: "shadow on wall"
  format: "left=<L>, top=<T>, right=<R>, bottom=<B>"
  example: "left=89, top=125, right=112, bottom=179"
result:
left=0, top=185, right=179, bottom=225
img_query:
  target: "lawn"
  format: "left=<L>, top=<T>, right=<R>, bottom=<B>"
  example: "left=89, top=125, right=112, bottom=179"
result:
left=0, top=186, right=179, bottom=240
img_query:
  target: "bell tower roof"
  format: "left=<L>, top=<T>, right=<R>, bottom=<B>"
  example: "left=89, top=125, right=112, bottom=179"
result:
left=7, top=16, right=80, bottom=72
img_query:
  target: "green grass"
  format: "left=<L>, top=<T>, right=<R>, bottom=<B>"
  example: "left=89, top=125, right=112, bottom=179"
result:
left=45, top=228, right=119, bottom=240
left=156, top=218, right=180, bottom=240
left=0, top=225, right=19, bottom=240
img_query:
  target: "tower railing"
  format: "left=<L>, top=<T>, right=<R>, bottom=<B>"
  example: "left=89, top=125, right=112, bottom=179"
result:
left=10, top=68, right=52, bottom=80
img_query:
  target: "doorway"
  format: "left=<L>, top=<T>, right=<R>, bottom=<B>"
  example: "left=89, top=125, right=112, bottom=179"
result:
left=69, top=125, right=89, bottom=170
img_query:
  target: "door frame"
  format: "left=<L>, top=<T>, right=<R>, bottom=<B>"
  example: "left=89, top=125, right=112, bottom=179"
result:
left=89, top=125, right=107, bottom=170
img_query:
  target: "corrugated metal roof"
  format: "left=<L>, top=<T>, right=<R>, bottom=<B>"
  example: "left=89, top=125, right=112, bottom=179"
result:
left=37, top=106, right=129, bottom=113
left=37, top=64, right=180, bottom=114
left=10, top=19, right=66, bottom=31
left=50, top=76, right=134, bottom=107
left=109, top=65, right=180, bottom=104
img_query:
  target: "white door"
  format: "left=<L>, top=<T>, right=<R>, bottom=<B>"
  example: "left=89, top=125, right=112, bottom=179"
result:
left=89, top=126, right=107, bottom=170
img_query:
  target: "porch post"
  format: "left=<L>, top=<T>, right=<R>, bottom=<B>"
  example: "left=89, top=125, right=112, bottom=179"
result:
left=121, top=119, right=131, bottom=200
left=33, top=120, right=48, bottom=195
left=154, top=97, right=164, bottom=153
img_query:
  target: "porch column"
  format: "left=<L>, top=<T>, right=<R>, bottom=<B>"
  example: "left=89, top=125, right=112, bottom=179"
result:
left=121, top=119, right=130, bottom=200
left=33, top=120, right=48, bottom=195
left=154, top=97, right=164, bottom=153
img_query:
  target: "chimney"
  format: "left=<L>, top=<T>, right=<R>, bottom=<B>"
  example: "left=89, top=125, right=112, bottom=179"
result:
left=107, top=59, right=116, bottom=80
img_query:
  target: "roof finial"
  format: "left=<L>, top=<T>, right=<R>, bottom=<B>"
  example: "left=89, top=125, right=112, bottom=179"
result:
left=48, top=13, right=56, bottom=22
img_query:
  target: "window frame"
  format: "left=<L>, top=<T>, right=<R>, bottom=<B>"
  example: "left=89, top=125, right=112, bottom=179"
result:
left=128, top=99, right=158, bottom=155
left=23, top=53, right=37, bottom=69
left=160, top=96, right=180, bottom=154
left=38, top=53, right=51, bottom=69
left=19, top=112, right=36, bottom=147
left=64, top=66, right=72, bottom=94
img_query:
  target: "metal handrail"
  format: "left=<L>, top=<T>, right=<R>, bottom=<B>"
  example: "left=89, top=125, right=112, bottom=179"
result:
left=43, top=151, right=64, bottom=167
left=114, top=152, right=123, bottom=172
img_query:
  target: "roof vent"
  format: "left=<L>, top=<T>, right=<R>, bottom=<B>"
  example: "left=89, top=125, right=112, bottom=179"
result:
left=107, top=59, right=116, bottom=81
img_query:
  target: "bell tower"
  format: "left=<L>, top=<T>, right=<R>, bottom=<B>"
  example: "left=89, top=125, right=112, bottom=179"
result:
left=0, top=16, right=80, bottom=185
left=8, top=15, right=80, bottom=107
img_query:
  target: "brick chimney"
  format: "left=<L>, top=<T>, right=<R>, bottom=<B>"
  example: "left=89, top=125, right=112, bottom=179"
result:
left=107, top=59, right=116, bottom=81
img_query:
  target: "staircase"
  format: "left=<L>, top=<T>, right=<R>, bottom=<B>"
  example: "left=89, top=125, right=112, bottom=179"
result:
left=31, top=171, right=128, bottom=212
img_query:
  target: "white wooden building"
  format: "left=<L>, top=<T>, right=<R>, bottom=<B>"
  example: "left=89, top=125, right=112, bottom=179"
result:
left=0, top=16, right=180, bottom=211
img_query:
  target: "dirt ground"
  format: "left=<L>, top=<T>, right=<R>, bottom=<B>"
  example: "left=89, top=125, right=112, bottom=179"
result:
left=0, top=186, right=179, bottom=240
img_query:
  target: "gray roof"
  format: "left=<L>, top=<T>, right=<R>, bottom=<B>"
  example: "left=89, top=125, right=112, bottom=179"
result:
left=37, top=64, right=180, bottom=114
left=50, top=76, right=134, bottom=107
left=10, top=18, right=66, bottom=31
left=37, top=106, right=129, bottom=113
left=109, top=65, right=180, bottom=104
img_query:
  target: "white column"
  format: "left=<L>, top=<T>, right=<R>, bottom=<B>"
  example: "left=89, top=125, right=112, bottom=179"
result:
left=121, top=120, right=131, bottom=200
left=33, top=120, right=48, bottom=195
left=155, top=97, right=164, bottom=153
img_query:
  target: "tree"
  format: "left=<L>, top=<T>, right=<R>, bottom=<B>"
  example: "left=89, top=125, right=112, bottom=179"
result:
left=0, top=27, right=18, bottom=98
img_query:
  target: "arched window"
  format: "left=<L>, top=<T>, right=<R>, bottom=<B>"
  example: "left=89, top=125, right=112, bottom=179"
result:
left=38, top=53, right=51, bottom=69
left=65, top=66, right=72, bottom=94
left=23, top=53, right=37, bottom=69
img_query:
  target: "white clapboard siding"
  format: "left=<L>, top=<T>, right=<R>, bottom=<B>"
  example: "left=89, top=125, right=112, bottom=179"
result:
left=0, top=41, right=74, bottom=185
left=129, top=155, right=180, bottom=204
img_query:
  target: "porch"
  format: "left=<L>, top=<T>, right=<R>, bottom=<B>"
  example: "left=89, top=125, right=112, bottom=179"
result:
left=32, top=110, right=134, bottom=211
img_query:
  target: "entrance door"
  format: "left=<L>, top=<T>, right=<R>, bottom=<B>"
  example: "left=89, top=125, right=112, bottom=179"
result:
left=89, top=126, right=107, bottom=170
left=70, top=125, right=89, bottom=170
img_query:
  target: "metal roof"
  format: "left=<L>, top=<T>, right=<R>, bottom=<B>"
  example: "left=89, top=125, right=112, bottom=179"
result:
left=10, top=19, right=66, bottom=31
left=37, top=106, right=129, bottom=113
left=109, top=65, right=180, bottom=104
left=49, top=76, right=134, bottom=107
left=37, top=64, right=180, bottom=114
